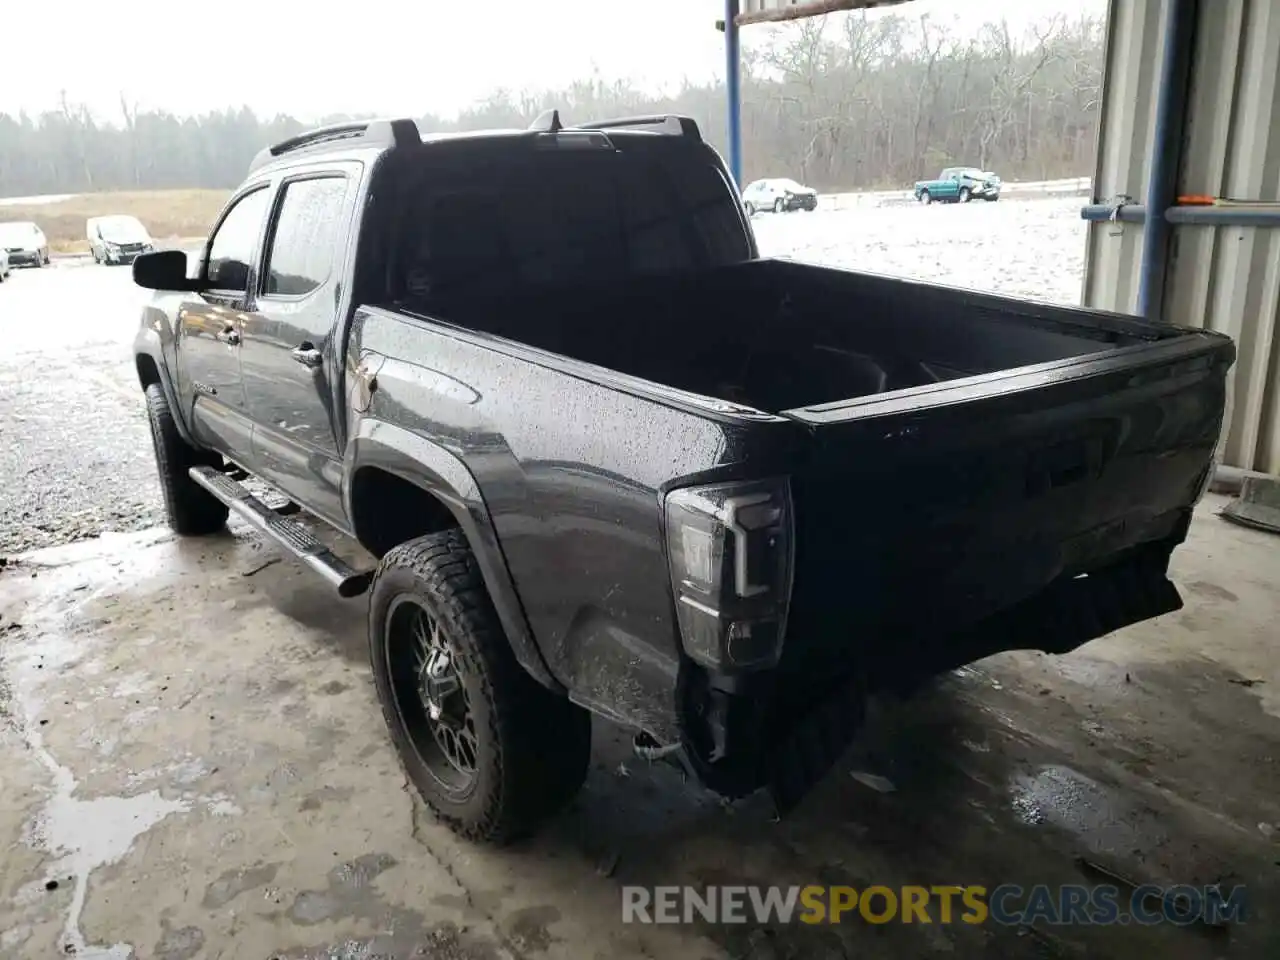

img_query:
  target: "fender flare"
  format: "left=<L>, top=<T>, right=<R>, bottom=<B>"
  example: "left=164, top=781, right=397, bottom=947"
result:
left=345, top=419, right=563, bottom=694
left=134, top=326, right=198, bottom=447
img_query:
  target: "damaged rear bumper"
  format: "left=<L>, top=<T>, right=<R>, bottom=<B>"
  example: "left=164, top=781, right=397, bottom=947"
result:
left=679, top=545, right=1185, bottom=814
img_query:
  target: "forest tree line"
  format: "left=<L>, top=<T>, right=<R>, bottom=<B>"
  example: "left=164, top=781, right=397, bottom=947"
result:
left=0, top=11, right=1104, bottom=197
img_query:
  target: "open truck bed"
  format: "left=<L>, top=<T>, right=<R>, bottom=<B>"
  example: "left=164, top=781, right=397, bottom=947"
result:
left=413, top=254, right=1233, bottom=703
left=425, top=257, right=1209, bottom=414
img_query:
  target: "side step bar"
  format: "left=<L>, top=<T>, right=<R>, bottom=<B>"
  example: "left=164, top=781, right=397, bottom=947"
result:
left=189, top=465, right=373, bottom=598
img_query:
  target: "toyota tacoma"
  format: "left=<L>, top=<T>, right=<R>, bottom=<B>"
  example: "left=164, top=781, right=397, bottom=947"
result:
left=131, top=112, right=1234, bottom=843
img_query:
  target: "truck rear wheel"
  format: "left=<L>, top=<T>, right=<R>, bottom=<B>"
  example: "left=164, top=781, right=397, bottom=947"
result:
left=144, top=383, right=229, bottom=535
left=368, top=530, right=591, bottom=843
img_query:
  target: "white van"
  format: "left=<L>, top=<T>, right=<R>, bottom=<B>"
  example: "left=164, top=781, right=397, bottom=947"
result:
left=86, top=215, right=155, bottom=265
left=0, top=220, right=50, bottom=267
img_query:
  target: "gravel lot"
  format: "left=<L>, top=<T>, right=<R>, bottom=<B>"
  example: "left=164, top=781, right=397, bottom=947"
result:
left=0, top=197, right=1088, bottom=555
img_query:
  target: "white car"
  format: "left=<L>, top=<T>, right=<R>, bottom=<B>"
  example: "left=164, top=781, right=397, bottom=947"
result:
left=87, top=215, right=156, bottom=265
left=741, top=178, right=819, bottom=215
left=0, top=220, right=50, bottom=268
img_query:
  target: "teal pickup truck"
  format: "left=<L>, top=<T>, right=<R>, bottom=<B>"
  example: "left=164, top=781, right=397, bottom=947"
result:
left=914, top=167, right=1002, bottom=204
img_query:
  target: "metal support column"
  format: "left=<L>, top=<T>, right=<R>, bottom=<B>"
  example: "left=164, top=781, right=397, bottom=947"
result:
left=1138, top=0, right=1199, bottom=320
left=724, top=0, right=743, bottom=186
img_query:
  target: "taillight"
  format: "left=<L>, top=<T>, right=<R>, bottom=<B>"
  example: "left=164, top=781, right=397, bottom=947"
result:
left=664, top=478, right=795, bottom=671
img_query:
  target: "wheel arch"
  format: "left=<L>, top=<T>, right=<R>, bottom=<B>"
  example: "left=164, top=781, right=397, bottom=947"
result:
left=135, top=326, right=198, bottom=447
left=346, top=421, right=563, bottom=693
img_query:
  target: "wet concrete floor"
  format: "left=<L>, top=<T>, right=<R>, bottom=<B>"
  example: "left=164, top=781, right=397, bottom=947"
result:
left=1, top=494, right=1278, bottom=959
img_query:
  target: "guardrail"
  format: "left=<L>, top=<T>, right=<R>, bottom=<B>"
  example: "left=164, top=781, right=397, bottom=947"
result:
left=818, top=177, right=1093, bottom=211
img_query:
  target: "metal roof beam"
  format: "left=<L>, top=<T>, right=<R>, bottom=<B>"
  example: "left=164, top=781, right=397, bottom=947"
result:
left=737, top=0, right=913, bottom=27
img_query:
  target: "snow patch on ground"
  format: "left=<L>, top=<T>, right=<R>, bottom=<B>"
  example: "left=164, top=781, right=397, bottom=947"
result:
left=752, top=195, right=1086, bottom=306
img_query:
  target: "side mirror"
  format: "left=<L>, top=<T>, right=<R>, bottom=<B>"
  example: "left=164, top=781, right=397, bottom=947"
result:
left=133, top=250, right=197, bottom=291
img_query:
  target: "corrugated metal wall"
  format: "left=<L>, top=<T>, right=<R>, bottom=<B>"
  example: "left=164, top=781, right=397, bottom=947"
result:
left=1084, top=0, right=1280, bottom=473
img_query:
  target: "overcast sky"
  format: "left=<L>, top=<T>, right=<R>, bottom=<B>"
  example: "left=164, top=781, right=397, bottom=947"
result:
left=3, top=0, right=1104, bottom=122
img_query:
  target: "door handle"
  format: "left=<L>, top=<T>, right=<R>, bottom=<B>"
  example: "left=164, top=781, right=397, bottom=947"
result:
left=291, top=344, right=323, bottom=368
left=215, top=327, right=240, bottom=345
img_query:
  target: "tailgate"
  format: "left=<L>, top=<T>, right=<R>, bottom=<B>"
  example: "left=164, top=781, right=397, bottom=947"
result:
left=776, top=332, right=1234, bottom=679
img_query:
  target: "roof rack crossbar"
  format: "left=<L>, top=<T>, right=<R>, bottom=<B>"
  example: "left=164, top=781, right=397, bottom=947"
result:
left=249, top=117, right=421, bottom=174
left=570, top=114, right=702, bottom=141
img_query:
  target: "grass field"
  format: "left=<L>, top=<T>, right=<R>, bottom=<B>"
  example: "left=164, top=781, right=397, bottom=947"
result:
left=0, top=189, right=230, bottom=252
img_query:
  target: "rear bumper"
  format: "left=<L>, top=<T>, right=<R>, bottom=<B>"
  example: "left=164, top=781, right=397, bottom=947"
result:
left=682, top=531, right=1186, bottom=811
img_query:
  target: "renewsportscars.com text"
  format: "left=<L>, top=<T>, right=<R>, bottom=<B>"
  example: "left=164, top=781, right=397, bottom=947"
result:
left=621, top=884, right=1246, bottom=927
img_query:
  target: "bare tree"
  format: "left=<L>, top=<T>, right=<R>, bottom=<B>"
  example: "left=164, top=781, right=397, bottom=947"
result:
left=0, top=12, right=1107, bottom=197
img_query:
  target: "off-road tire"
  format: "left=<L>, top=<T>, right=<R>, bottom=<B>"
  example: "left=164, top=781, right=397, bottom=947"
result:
left=369, top=530, right=592, bottom=843
left=144, top=383, right=228, bottom=535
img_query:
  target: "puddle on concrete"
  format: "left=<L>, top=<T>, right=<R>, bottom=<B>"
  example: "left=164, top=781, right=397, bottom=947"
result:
left=13, top=528, right=175, bottom=570
left=505, top=904, right=561, bottom=953
left=152, top=922, right=205, bottom=960
left=288, top=853, right=399, bottom=925
left=3, top=618, right=224, bottom=958
left=202, top=862, right=280, bottom=910
left=23, top=715, right=190, bottom=958
left=274, top=922, right=503, bottom=960
left=1007, top=764, right=1166, bottom=858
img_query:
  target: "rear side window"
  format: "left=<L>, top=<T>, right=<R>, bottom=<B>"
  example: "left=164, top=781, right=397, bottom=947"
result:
left=263, top=176, right=349, bottom=297
left=395, top=138, right=751, bottom=301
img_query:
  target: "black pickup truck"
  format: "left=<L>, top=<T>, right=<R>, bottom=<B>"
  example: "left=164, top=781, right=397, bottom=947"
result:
left=132, top=112, right=1233, bottom=843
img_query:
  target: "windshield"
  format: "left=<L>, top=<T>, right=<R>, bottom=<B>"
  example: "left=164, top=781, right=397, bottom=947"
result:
left=0, top=222, right=40, bottom=245
left=97, top=216, right=150, bottom=242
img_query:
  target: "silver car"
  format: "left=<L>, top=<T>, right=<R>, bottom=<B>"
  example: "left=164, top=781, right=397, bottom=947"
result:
left=0, top=220, right=51, bottom=267
left=742, top=177, right=819, bottom=215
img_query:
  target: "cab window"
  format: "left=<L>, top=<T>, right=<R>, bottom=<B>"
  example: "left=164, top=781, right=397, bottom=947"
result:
left=206, top=187, right=271, bottom=292
left=261, top=176, right=349, bottom=298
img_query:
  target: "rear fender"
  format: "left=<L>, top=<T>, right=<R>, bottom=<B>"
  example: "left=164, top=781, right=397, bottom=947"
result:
left=345, top=418, right=563, bottom=693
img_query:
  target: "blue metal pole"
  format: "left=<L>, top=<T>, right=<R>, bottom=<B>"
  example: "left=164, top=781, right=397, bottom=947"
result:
left=725, top=0, right=743, bottom=187
left=1138, top=0, right=1198, bottom=320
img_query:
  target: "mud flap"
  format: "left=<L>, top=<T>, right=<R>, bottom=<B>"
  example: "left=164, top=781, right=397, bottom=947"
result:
left=765, top=673, right=867, bottom=816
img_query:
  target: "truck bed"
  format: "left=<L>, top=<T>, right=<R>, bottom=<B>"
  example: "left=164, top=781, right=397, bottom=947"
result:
left=405, top=257, right=1233, bottom=686
left=418, top=258, right=1182, bottom=415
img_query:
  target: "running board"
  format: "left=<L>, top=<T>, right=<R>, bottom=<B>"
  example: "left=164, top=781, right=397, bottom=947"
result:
left=188, top=465, right=373, bottom=598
